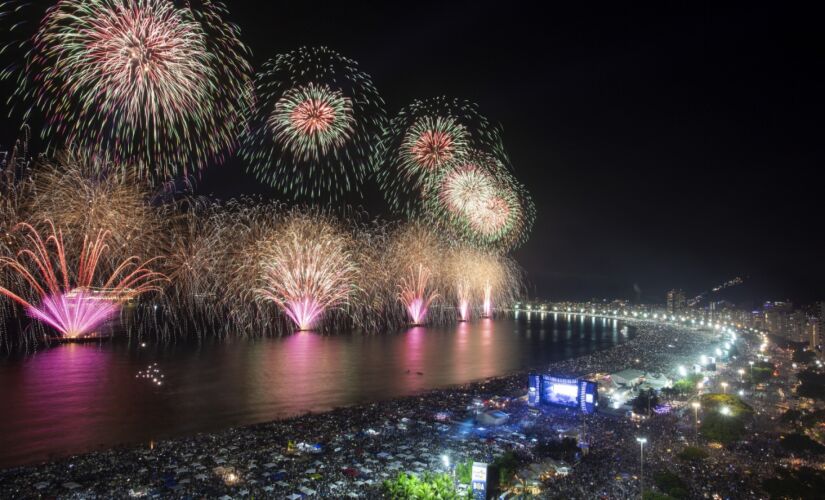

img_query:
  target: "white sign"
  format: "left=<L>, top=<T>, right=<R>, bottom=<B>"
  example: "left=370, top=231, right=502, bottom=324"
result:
left=472, top=462, right=487, bottom=482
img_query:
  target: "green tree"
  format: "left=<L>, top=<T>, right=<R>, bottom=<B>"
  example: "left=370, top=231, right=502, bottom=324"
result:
left=671, top=379, right=694, bottom=395
left=676, top=446, right=708, bottom=462
left=653, top=470, right=689, bottom=499
left=642, top=491, right=676, bottom=500
left=454, top=460, right=473, bottom=485
left=763, top=467, right=825, bottom=499
left=382, top=472, right=466, bottom=499
left=535, top=437, right=578, bottom=461
left=492, top=451, right=521, bottom=486
left=700, top=393, right=753, bottom=415
left=780, top=433, right=825, bottom=455
left=792, top=349, right=816, bottom=364
left=797, top=370, right=825, bottom=400
left=780, top=409, right=802, bottom=425
left=800, top=409, right=825, bottom=428
left=671, top=373, right=703, bottom=395
left=749, top=361, right=774, bottom=384
left=698, top=394, right=752, bottom=444
left=632, top=388, right=659, bottom=416
left=700, top=411, right=746, bottom=444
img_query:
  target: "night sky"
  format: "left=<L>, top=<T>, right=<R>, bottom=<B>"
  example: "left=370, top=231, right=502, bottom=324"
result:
left=2, top=2, right=822, bottom=305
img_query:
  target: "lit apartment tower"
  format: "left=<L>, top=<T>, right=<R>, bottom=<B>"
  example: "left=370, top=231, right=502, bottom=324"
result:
left=787, top=310, right=808, bottom=343
left=666, top=289, right=686, bottom=314
left=763, top=301, right=793, bottom=337
left=808, top=318, right=820, bottom=351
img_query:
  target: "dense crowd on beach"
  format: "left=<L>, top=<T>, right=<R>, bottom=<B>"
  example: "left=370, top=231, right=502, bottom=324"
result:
left=0, top=319, right=805, bottom=498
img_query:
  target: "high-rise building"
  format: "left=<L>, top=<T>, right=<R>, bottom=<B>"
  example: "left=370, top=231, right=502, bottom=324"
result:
left=763, top=301, right=793, bottom=337
left=666, top=289, right=686, bottom=315
left=787, top=310, right=808, bottom=343
left=807, top=318, right=820, bottom=351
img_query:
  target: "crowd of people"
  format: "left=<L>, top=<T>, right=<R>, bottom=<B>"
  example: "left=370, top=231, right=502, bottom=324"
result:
left=0, top=320, right=799, bottom=498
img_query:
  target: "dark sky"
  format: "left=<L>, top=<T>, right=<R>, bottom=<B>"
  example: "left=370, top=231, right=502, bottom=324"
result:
left=3, top=2, right=823, bottom=305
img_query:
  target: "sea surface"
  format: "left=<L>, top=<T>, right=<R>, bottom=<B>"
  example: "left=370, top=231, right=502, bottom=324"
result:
left=0, top=313, right=627, bottom=468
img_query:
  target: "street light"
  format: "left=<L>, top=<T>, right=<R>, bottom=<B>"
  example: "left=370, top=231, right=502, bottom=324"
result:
left=441, top=454, right=453, bottom=482
left=721, top=382, right=728, bottom=394
left=636, top=437, right=647, bottom=499
left=749, top=360, right=754, bottom=379
left=720, top=405, right=731, bottom=416
left=737, top=368, right=744, bottom=382
left=691, top=402, right=701, bottom=440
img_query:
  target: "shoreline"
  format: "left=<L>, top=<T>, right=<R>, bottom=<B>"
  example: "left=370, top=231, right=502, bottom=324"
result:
left=0, top=320, right=729, bottom=498
left=0, top=316, right=635, bottom=469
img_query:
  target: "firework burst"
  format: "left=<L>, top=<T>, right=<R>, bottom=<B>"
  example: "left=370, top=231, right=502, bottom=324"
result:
left=243, top=46, right=386, bottom=201
left=0, top=221, right=166, bottom=338
left=10, top=0, right=252, bottom=181
left=425, top=150, right=535, bottom=251
left=256, top=210, right=358, bottom=331
left=376, top=97, right=508, bottom=216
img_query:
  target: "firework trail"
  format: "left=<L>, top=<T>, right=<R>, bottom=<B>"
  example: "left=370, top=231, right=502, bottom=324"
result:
left=446, top=247, right=482, bottom=321
left=0, top=221, right=166, bottom=338
left=27, top=291, right=119, bottom=339
left=387, top=223, right=449, bottom=326
left=6, top=0, right=252, bottom=181
left=1, top=125, right=33, bottom=232
left=398, top=263, right=438, bottom=325
left=446, top=247, right=523, bottom=320
left=160, top=197, right=287, bottom=337
left=477, top=253, right=522, bottom=318
left=243, top=46, right=386, bottom=201
left=376, top=97, right=508, bottom=216
left=256, top=210, right=358, bottom=331
left=24, top=151, right=171, bottom=267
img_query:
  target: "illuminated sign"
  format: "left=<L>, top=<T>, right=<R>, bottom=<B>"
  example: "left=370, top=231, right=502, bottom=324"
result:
left=528, top=374, right=541, bottom=406
left=471, top=462, right=487, bottom=500
left=531, top=373, right=599, bottom=414
left=541, top=375, right=580, bottom=408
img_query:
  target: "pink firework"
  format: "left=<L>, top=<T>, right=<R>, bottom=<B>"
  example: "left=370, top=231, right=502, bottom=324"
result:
left=399, top=264, right=439, bottom=325
left=439, top=163, right=496, bottom=216
left=257, top=213, right=357, bottom=331
left=268, top=83, right=355, bottom=162
left=458, top=298, right=470, bottom=322
left=455, top=281, right=471, bottom=321
left=27, top=291, right=120, bottom=339
left=483, top=282, right=493, bottom=318
left=290, top=98, right=337, bottom=136
left=410, top=129, right=455, bottom=171
left=470, top=195, right=511, bottom=236
left=0, top=222, right=166, bottom=339
left=280, top=297, right=325, bottom=332
left=78, top=0, right=211, bottom=122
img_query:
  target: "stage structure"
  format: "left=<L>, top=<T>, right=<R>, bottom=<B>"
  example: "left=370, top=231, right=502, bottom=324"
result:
left=528, top=373, right=598, bottom=414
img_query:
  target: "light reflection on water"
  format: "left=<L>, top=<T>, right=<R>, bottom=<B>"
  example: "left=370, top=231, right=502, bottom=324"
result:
left=0, top=315, right=623, bottom=468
